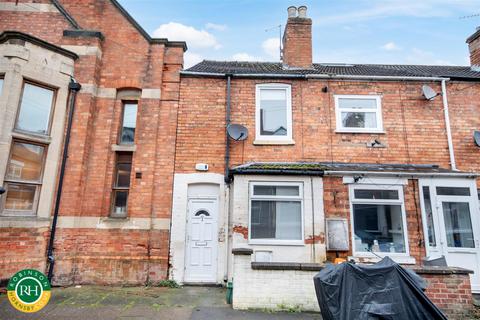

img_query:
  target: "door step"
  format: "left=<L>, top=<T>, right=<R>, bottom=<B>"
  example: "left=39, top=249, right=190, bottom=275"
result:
left=183, top=282, right=223, bottom=287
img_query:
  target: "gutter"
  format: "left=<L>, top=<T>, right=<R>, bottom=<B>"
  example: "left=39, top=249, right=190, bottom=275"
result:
left=180, top=70, right=450, bottom=82
left=323, top=171, right=476, bottom=178
left=441, top=79, right=457, bottom=171
left=46, top=78, right=82, bottom=282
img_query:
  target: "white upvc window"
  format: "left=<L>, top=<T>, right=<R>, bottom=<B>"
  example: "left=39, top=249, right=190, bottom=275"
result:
left=335, top=95, right=383, bottom=133
left=255, top=83, right=292, bottom=142
left=249, top=182, right=303, bottom=245
left=349, top=184, right=409, bottom=257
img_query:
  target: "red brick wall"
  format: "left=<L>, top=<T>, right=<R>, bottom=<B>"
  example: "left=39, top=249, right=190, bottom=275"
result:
left=422, top=272, right=474, bottom=319
left=177, top=77, right=454, bottom=174
left=0, top=0, right=183, bottom=284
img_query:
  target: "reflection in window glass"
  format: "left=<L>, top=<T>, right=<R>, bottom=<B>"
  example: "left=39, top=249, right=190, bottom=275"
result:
left=353, top=204, right=406, bottom=253
left=4, top=183, right=36, bottom=213
left=0, top=78, right=4, bottom=96
left=253, top=185, right=299, bottom=196
left=436, top=187, right=470, bottom=196
left=259, top=88, right=287, bottom=136
left=6, top=142, right=45, bottom=182
left=16, top=83, right=54, bottom=135
left=111, top=153, right=132, bottom=217
left=251, top=200, right=302, bottom=240
left=120, top=103, right=137, bottom=144
left=422, top=186, right=436, bottom=247
left=354, top=189, right=399, bottom=200
left=443, top=202, right=474, bottom=248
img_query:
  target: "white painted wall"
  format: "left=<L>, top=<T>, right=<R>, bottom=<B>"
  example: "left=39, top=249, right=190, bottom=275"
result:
left=232, top=253, right=320, bottom=312
left=169, top=173, right=228, bottom=284
left=230, top=175, right=325, bottom=275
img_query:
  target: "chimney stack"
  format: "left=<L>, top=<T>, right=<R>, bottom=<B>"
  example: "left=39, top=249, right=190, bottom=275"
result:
left=467, top=27, right=480, bottom=69
left=282, top=5, right=312, bottom=69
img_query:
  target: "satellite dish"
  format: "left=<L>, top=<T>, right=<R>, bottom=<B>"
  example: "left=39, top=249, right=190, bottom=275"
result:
left=227, top=124, right=248, bottom=141
left=422, top=85, right=439, bottom=101
left=474, top=131, right=480, bottom=147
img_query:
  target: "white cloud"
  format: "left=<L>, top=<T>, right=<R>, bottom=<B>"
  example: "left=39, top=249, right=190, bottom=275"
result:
left=232, top=53, right=262, bottom=61
left=184, top=52, right=203, bottom=68
left=381, top=42, right=400, bottom=51
left=406, top=48, right=452, bottom=65
left=153, top=22, right=221, bottom=50
left=317, top=0, right=479, bottom=25
left=205, top=22, right=227, bottom=32
left=262, top=37, right=281, bottom=60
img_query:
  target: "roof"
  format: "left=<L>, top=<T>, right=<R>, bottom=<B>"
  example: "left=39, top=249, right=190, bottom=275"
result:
left=183, top=60, right=480, bottom=81
left=0, top=31, right=78, bottom=60
left=230, top=162, right=475, bottom=176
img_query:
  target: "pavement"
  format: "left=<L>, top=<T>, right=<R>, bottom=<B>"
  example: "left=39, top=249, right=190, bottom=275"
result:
left=0, top=285, right=322, bottom=320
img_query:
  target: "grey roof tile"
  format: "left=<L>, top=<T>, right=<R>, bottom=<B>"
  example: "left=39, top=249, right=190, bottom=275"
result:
left=185, top=60, right=480, bottom=80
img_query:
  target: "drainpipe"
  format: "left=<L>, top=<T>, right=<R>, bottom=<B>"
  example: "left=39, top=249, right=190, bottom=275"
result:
left=441, top=79, right=457, bottom=171
left=224, top=74, right=232, bottom=183
left=46, top=78, right=81, bottom=282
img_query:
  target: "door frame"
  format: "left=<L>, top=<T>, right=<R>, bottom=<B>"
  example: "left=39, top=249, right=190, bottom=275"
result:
left=419, top=177, right=480, bottom=292
left=184, top=195, right=219, bottom=283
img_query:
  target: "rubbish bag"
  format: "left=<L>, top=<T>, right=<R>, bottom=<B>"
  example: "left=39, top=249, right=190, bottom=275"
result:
left=313, top=257, right=448, bottom=320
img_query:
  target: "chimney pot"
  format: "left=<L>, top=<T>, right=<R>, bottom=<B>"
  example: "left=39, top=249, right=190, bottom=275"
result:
left=298, top=6, right=307, bottom=18
left=287, top=6, right=297, bottom=18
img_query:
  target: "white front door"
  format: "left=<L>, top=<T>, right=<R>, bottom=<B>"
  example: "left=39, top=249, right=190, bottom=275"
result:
left=420, top=179, right=480, bottom=293
left=184, top=197, right=218, bottom=283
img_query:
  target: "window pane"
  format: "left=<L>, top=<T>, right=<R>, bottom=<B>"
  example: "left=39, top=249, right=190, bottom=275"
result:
left=354, top=189, right=399, bottom=200
left=442, top=202, right=474, bottom=248
left=120, top=103, right=137, bottom=144
left=338, top=98, right=377, bottom=109
left=253, top=185, right=299, bottom=196
left=422, top=186, right=436, bottom=247
left=4, top=183, right=36, bottom=213
left=112, top=191, right=128, bottom=217
left=341, top=112, right=377, bottom=128
left=115, top=162, right=132, bottom=188
left=16, top=83, right=54, bottom=135
left=0, top=78, right=3, bottom=96
left=436, top=187, right=470, bottom=196
left=353, top=204, right=406, bottom=253
left=260, top=89, right=287, bottom=136
left=6, top=142, right=45, bottom=182
left=251, top=200, right=301, bottom=240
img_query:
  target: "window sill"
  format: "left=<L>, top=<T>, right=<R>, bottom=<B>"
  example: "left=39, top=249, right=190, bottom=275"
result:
left=0, top=216, right=50, bottom=228
left=349, top=255, right=416, bottom=265
left=249, top=240, right=305, bottom=246
left=12, top=131, right=51, bottom=144
left=253, top=139, right=295, bottom=146
left=111, top=144, right=136, bottom=152
left=335, top=130, right=385, bottom=134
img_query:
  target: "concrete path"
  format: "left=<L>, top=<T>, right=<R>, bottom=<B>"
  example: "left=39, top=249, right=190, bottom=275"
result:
left=0, top=285, right=322, bottom=319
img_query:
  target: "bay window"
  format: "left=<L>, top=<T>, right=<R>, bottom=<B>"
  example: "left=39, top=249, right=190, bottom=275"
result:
left=350, top=185, right=408, bottom=255
left=249, top=182, right=303, bottom=244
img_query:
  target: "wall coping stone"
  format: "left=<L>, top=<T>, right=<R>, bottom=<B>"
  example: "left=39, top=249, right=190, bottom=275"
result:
left=251, top=262, right=324, bottom=271
left=410, top=265, right=474, bottom=275
left=232, top=248, right=253, bottom=255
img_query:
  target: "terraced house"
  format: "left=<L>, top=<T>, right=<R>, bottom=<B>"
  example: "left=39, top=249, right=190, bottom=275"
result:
left=1, top=1, right=480, bottom=319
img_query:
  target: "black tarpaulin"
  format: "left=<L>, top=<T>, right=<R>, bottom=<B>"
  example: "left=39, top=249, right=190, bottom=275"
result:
left=313, top=257, right=448, bottom=320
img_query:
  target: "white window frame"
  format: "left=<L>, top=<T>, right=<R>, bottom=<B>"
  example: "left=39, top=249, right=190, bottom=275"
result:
left=335, top=95, right=383, bottom=133
left=248, top=181, right=304, bottom=245
left=349, top=184, right=410, bottom=258
left=255, top=83, right=293, bottom=143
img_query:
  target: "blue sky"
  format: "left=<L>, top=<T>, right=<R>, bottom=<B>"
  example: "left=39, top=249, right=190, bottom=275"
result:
left=118, top=0, right=480, bottom=68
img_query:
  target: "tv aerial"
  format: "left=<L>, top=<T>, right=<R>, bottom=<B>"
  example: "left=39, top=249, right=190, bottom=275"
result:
left=227, top=124, right=248, bottom=141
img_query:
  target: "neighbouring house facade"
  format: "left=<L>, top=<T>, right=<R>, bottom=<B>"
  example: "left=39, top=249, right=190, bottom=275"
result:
left=0, top=0, right=186, bottom=285
left=1, top=1, right=480, bottom=318
left=172, top=6, right=480, bottom=317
